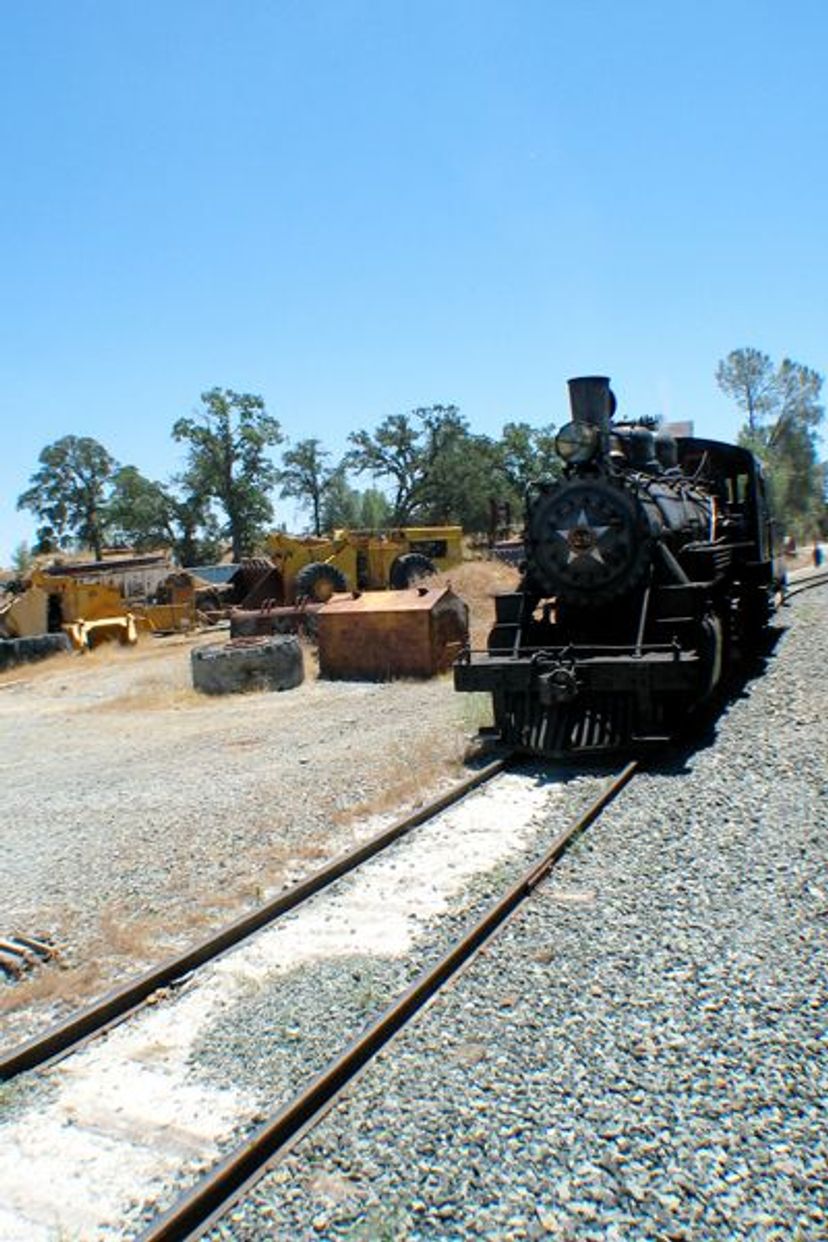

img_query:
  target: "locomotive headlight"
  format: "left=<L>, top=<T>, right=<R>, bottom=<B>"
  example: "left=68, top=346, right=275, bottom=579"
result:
left=555, top=421, right=600, bottom=464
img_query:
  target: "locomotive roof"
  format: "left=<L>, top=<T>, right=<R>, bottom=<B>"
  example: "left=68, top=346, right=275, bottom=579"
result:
left=673, top=435, right=760, bottom=475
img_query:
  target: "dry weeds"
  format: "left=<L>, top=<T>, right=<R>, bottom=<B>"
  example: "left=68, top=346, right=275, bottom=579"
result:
left=0, top=822, right=345, bottom=1022
left=0, top=961, right=105, bottom=1017
left=91, top=681, right=205, bottom=714
left=432, top=557, right=519, bottom=649
left=330, top=718, right=470, bottom=826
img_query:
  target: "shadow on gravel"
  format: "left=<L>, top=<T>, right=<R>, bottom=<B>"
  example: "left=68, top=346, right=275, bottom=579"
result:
left=647, top=622, right=786, bottom=776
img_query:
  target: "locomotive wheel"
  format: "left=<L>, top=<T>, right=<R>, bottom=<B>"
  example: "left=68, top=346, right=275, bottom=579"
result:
left=294, top=561, right=348, bottom=602
left=697, top=613, right=724, bottom=699
left=389, top=553, right=436, bottom=589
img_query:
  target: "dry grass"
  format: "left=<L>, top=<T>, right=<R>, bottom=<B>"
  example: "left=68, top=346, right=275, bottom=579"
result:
left=0, top=573, right=511, bottom=1024
left=0, top=960, right=105, bottom=1016
left=0, top=629, right=207, bottom=695
left=97, top=904, right=156, bottom=956
left=432, top=557, right=519, bottom=649
left=0, top=646, right=77, bottom=687
left=0, top=827, right=343, bottom=1022
left=330, top=724, right=469, bottom=827
left=93, top=680, right=205, bottom=713
left=0, top=902, right=160, bottom=1018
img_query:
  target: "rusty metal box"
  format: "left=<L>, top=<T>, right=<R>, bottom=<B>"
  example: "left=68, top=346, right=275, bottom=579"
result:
left=317, top=587, right=469, bottom=680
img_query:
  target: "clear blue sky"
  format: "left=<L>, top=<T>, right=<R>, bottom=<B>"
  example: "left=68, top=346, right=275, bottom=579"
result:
left=2, top=0, right=827, bottom=561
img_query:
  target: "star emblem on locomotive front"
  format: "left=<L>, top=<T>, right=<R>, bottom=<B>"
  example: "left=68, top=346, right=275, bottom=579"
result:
left=555, top=507, right=611, bottom=564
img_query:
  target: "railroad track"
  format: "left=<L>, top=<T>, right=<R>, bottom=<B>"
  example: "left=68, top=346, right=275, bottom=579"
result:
left=144, top=762, right=637, bottom=1241
left=784, top=566, right=828, bottom=600
left=0, top=760, right=637, bottom=1239
left=1, top=757, right=507, bottom=1082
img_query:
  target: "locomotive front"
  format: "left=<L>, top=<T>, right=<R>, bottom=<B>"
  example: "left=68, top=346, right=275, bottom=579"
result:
left=524, top=376, right=715, bottom=611
left=455, top=375, right=751, bottom=755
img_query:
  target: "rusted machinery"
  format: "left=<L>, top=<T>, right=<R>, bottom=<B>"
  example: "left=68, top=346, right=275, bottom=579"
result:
left=261, top=526, right=464, bottom=604
left=317, top=586, right=469, bottom=680
left=0, top=560, right=203, bottom=651
left=0, top=570, right=141, bottom=649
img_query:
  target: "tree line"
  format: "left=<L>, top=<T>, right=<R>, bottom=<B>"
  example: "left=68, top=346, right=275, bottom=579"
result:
left=715, top=348, right=827, bottom=541
left=15, top=388, right=560, bottom=565
left=14, top=353, right=827, bottom=568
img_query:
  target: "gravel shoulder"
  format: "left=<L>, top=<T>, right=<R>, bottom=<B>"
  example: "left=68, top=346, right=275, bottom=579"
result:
left=206, top=591, right=828, bottom=1241
left=0, top=630, right=488, bottom=1048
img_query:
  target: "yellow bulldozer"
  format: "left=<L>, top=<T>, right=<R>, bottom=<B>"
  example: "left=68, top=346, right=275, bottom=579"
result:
left=256, top=525, right=464, bottom=603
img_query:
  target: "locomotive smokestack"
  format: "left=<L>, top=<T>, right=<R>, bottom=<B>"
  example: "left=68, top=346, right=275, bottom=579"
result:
left=567, top=376, right=615, bottom=431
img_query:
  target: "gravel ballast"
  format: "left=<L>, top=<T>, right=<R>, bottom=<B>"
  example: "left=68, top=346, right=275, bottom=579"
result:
left=204, top=591, right=828, bottom=1241
left=0, top=633, right=484, bottom=1047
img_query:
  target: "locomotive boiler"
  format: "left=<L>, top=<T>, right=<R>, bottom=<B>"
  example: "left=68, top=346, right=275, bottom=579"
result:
left=455, top=375, right=783, bottom=755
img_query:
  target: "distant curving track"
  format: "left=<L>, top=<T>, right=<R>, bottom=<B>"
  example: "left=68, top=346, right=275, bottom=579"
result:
left=784, top=566, right=828, bottom=600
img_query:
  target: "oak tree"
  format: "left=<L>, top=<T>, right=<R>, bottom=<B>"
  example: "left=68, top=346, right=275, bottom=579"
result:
left=173, top=388, right=283, bottom=559
left=17, top=435, right=118, bottom=560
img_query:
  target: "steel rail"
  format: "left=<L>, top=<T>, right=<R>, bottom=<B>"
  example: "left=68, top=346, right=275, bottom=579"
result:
left=140, top=760, right=638, bottom=1242
left=0, top=757, right=509, bottom=1081
left=784, top=569, right=828, bottom=600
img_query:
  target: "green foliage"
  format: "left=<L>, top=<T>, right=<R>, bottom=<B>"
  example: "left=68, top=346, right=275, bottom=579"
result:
left=715, top=348, right=778, bottom=433
left=416, top=431, right=501, bottom=531
left=344, top=405, right=562, bottom=533
left=319, top=471, right=393, bottom=532
left=10, top=542, right=33, bottom=576
left=497, top=421, right=561, bottom=491
left=319, top=468, right=363, bottom=530
left=345, top=405, right=468, bottom=523
left=357, top=486, right=393, bottom=529
left=106, top=466, right=171, bottom=549
left=277, top=438, right=333, bottom=536
left=12, top=391, right=567, bottom=556
left=492, top=420, right=561, bottom=526
left=718, top=349, right=826, bottom=539
left=173, top=388, right=283, bottom=560
left=17, top=435, right=118, bottom=560
left=106, top=466, right=222, bottom=565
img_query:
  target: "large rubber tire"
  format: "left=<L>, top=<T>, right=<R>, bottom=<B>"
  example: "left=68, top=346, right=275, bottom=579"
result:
left=389, top=553, right=436, bottom=589
left=191, top=636, right=304, bottom=695
left=294, top=561, right=347, bottom=602
left=0, top=634, right=72, bottom=672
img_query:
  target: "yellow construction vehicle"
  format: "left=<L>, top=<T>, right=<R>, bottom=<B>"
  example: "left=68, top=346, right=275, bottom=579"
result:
left=260, top=526, right=464, bottom=603
left=0, top=562, right=200, bottom=650
left=0, top=569, right=141, bottom=649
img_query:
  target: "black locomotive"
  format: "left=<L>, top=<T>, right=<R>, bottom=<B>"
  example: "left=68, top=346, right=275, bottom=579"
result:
left=455, top=375, right=784, bottom=755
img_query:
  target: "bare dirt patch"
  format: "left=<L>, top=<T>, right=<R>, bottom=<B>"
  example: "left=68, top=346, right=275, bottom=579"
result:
left=0, top=569, right=505, bottom=1045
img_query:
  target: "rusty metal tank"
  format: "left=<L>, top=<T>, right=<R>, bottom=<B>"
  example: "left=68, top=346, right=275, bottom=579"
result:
left=317, top=586, right=468, bottom=680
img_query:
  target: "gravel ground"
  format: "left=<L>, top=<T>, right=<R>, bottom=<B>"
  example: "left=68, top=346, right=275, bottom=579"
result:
left=202, top=589, right=828, bottom=1241
left=0, top=630, right=486, bottom=1048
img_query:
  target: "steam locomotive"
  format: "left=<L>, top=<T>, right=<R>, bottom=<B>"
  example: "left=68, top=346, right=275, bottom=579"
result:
left=455, top=375, right=784, bottom=755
